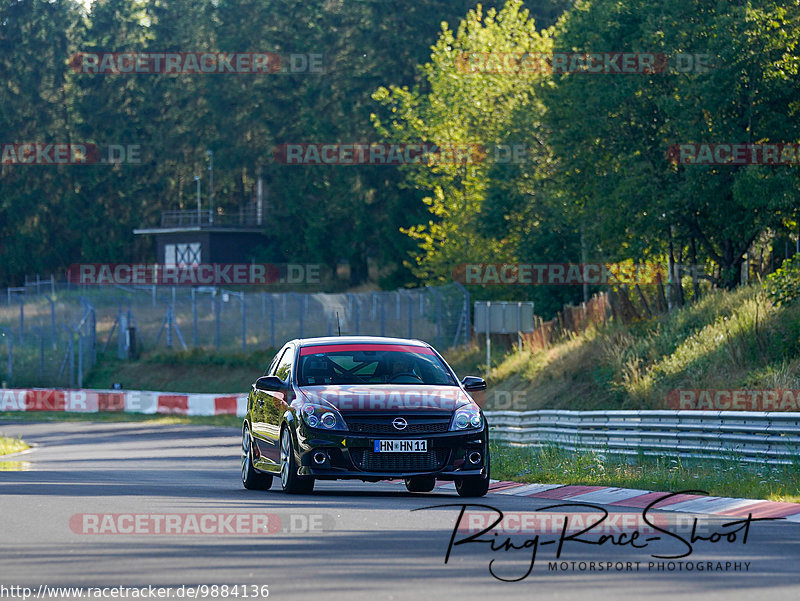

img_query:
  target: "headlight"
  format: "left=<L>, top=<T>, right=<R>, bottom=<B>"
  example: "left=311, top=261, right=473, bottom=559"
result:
left=301, top=404, right=347, bottom=431
left=450, top=405, right=482, bottom=431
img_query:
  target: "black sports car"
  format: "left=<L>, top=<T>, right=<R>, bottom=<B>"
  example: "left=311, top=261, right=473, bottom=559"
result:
left=241, top=336, right=490, bottom=496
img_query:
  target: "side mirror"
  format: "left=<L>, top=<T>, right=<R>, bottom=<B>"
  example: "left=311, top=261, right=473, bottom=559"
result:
left=461, top=376, right=487, bottom=392
left=254, top=375, right=286, bottom=392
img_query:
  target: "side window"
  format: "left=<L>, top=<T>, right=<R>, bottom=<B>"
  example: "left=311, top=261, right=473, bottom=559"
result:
left=274, top=347, right=294, bottom=382
left=265, top=348, right=285, bottom=376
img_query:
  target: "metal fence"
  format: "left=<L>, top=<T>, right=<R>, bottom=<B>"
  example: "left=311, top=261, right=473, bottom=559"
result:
left=0, top=278, right=470, bottom=388
left=485, top=410, right=800, bottom=465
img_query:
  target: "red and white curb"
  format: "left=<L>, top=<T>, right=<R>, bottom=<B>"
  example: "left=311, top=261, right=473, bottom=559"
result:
left=425, top=480, right=800, bottom=521
left=0, top=388, right=247, bottom=417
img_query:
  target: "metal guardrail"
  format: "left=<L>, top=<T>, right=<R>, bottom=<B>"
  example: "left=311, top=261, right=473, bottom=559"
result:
left=159, top=209, right=262, bottom=228
left=485, top=410, right=800, bottom=465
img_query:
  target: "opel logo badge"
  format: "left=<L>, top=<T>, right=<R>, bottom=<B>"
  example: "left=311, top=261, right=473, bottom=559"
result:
left=392, top=417, right=408, bottom=430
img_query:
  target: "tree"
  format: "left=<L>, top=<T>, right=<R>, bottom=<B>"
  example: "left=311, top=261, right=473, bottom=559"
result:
left=373, top=0, right=553, bottom=283
left=546, top=0, right=800, bottom=290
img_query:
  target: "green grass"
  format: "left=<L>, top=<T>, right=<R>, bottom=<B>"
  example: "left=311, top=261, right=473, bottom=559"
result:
left=440, top=344, right=512, bottom=379
left=482, top=285, right=800, bottom=411
left=82, top=347, right=277, bottom=393
left=0, top=411, right=241, bottom=428
left=490, top=442, right=800, bottom=503
left=0, top=435, right=29, bottom=455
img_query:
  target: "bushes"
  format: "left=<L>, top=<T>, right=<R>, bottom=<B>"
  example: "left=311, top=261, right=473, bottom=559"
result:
left=765, top=255, right=800, bottom=306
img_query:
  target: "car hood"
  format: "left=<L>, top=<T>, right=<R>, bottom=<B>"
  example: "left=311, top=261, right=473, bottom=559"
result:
left=297, top=384, right=471, bottom=413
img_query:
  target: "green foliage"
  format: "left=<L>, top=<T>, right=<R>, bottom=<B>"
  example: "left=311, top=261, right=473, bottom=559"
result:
left=483, top=285, right=800, bottom=410
left=546, top=0, right=800, bottom=289
left=0, top=0, right=490, bottom=288
left=143, top=348, right=276, bottom=368
left=373, top=0, right=553, bottom=282
left=765, top=254, right=800, bottom=305
left=2, top=0, right=800, bottom=323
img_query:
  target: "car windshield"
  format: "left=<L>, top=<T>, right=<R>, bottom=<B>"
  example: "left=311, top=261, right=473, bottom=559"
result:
left=296, top=344, right=457, bottom=386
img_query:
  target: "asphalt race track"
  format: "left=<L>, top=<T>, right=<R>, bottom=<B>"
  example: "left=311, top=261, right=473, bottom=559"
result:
left=1, top=421, right=799, bottom=601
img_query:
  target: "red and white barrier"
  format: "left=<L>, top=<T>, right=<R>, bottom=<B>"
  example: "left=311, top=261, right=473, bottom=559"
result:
left=0, top=388, right=247, bottom=417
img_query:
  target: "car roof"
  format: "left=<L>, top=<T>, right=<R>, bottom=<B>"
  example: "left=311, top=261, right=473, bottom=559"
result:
left=292, top=336, right=431, bottom=349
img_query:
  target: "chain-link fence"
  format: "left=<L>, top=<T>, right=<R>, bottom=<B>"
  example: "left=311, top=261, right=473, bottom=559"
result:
left=0, top=295, right=96, bottom=389
left=0, top=278, right=470, bottom=388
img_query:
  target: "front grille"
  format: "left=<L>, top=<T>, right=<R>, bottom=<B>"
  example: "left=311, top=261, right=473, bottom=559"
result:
left=345, top=415, right=450, bottom=435
left=348, top=422, right=449, bottom=434
left=350, top=448, right=450, bottom=472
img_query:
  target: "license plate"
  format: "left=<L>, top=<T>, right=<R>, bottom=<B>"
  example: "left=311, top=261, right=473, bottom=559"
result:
left=373, top=439, right=427, bottom=453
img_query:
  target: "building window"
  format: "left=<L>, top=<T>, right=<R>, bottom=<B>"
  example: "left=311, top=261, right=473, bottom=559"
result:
left=165, top=243, right=201, bottom=266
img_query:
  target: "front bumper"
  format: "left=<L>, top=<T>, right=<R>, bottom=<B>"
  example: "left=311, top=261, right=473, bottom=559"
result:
left=294, top=422, right=488, bottom=481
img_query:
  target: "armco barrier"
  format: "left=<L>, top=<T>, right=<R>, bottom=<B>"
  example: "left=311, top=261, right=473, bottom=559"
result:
left=3, top=392, right=799, bottom=465
left=0, top=388, right=247, bottom=417
left=484, top=409, right=800, bottom=465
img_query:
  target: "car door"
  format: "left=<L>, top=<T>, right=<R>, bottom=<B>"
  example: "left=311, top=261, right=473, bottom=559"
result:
left=251, top=346, right=290, bottom=469
left=265, top=346, right=295, bottom=453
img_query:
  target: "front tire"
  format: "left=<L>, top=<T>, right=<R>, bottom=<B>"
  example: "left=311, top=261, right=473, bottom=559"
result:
left=455, top=454, right=490, bottom=497
left=241, top=424, right=273, bottom=490
left=280, top=427, right=314, bottom=494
